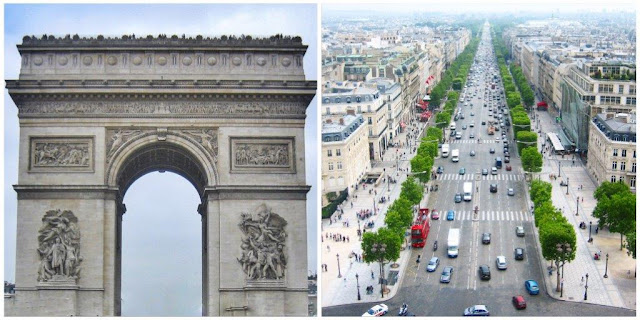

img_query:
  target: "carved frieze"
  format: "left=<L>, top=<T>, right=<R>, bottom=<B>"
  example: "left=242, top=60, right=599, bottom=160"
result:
left=230, top=137, right=295, bottom=173
left=179, top=129, right=218, bottom=162
left=237, top=204, right=287, bottom=280
left=37, top=209, right=82, bottom=283
left=106, top=129, right=146, bottom=159
left=18, top=100, right=307, bottom=117
left=30, top=137, right=93, bottom=172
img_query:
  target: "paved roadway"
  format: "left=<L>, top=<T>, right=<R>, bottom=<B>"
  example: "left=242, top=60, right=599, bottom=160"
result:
left=322, top=23, right=635, bottom=318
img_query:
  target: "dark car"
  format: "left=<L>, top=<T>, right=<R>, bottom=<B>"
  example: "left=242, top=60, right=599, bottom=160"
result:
left=482, top=168, right=488, bottom=175
left=515, top=248, right=524, bottom=260
left=481, top=121, right=486, bottom=125
left=478, top=265, right=491, bottom=280
left=505, top=156, right=510, bottom=163
left=437, top=166, right=444, bottom=174
left=513, top=295, right=527, bottom=310
left=490, top=184, right=497, bottom=193
left=454, top=193, right=462, bottom=203
left=489, top=148, right=495, bottom=154
left=482, top=233, right=491, bottom=244
left=450, top=130, right=456, bottom=137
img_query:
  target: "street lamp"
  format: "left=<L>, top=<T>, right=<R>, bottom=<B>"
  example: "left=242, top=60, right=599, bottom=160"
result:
left=588, top=221, right=593, bottom=243
left=556, top=243, right=572, bottom=296
left=371, top=243, right=387, bottom=298
left=356, top=273, right=361, bottom=300
left=566, top=177, right=569, bottom=195
left=336, top=253, right=342, bottom=278
left=604, top=253, right=609, bottom=278
left=576, top=198, right=579, bottom=216
left=358, top=220, right=362, bottom=241
left=584, top=273, right=589, bottom=300
left=558, top=160, right=561, bottom=177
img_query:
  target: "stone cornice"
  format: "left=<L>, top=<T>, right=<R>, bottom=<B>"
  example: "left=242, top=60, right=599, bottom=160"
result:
left=19, top=34, right=306, bottom=50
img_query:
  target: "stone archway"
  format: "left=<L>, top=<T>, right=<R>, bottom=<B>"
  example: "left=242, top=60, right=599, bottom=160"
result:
left=5, top=34, right=315, bottom=316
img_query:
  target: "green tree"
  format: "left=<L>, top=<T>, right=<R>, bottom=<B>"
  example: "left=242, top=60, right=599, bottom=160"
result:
left=624, top=231, right=636, bottom=259
left=521, top=147, right=542, bottom=173
left=435, top=112, right=451, bottom=128
left=530, top=180, right=552, bottom=207
left=426, top=127, right=443, bottom=141
left=533, top=201, right=558, bottom=228
left=384, top=209, right=411, bottom=237
left=507, top=92, right=521, bottom=109
left=539, top=222, right=577, bottom=292
left=594, top=181, right=631, bottom=201
left=603, top=192, right=637, bottom=249
left=401, top=177, right=423, bottom=205
left=516, top=131, right=538, bottom=154
left=452, top=78, right=463, bottom=90
left=410, top=154, right=433, bottom=184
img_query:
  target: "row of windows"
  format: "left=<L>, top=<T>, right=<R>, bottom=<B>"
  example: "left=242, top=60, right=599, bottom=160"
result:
left=612, top=149, right=636, bottom=158
left=611, top=161, right=636, bottom=172
left=600, top=96, right=621, bottom=104
left=325, top=105, right=374, bottom=114
left=611, top=176, right=636, bottom=188
left=327, top=162, right=343, bottom=171
left=327, top=149, right=342, bottom=157
left=598, top=83, right=614, bottom=93
left=322, top=95, right=378, bottom=104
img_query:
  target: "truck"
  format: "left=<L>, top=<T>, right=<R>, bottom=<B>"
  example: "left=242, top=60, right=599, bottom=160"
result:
left=463, top=182, right=473, bottom=201
left=447, top=228, right=460, bottom=258
left=451, top=149, right=459, bottom=162
left=441, top=144, right=450, bottom=158
left=411, top=209, right=431, bottom=248
left=487, top=125, right=495, bottom=135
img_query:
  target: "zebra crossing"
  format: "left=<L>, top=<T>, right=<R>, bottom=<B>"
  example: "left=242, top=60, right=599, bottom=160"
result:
left=449, top=139, right=504, bottom=144
left=451, top=210, right=531, bottom=221
left=437, top=173, right=523, bottom=181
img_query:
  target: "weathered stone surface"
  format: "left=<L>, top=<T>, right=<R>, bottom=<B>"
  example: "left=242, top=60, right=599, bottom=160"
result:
left=6, top=34, right=315, bottom=316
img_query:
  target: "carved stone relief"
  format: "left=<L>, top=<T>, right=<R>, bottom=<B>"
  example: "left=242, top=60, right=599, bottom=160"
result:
left=30, top=137, right=93, bottom=172
left=230, top=137, right=295, bottom=173
left=180, top=129, right=218, bottom=162
left=37, top=209, right=82, bottom=283
left=18, top=100, right=307, bottom=117
left=237, top=204, right=287, bottom=280
left=106, top=129, right=146, bottom=159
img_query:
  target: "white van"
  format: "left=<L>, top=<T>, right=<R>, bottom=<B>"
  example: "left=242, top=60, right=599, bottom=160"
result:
left=450, top=123, right=456, bottom=131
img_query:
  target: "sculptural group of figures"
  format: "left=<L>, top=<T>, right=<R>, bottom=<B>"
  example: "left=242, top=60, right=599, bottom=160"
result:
left=34, top=143, right=89, bottom=167
left=237, top=205, right=287, bottom=280
left=37, top=210, right=82, bottom=282
left=235, top=144, right=288, bottom=167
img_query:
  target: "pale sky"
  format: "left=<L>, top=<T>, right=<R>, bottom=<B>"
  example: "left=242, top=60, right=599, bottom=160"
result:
left=2, top=4, right=317, bottom=316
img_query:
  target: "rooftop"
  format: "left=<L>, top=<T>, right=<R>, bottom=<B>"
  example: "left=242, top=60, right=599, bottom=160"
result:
left=593, top=113, right=636, bottom=143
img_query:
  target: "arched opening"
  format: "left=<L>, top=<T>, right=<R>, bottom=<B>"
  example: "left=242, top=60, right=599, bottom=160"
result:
left=112, top=142, right=211, bottom=316
left=121, top=172, right=201, bottom=316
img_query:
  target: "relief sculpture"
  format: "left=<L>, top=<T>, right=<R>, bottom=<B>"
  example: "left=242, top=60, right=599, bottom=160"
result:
left=37, top=209, right=82, bottom=282
left=237, top=204, right=287, bottom=280
left=235, top=143, right=289, bottom=167
left=106, top=129, right=144, bottom=158
left=33, top=142, right=90, bottom=167
left=182, top=129, right=218, bottom=161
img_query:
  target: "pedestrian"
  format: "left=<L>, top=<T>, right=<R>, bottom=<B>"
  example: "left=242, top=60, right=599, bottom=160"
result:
left=371, top=270, right=375, bottom=279
left=327, top=245, right=330, bottom=252
left=595, top=226, right=599, bottom=234
left=581, top=276, right=584, bottom=283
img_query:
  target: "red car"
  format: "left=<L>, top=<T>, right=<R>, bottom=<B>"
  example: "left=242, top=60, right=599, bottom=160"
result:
left=506, top=165, right=512, bottom=171
left=431, top=211, right=440, bottom=220
left=512, top=295, right=526, bottom=309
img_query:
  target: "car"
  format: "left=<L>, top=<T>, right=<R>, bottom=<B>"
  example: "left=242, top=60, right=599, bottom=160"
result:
left=478, top=265, right=491, bottom=280
left=432, top=211, right=440, bottom=220
left=508, top=188, right=514, bottom=196
left=490, top=184, right=497, bottom=193
left=515, top=248, right=524, bottom=260
left=462, top=125, right=467, bottom=130
left=363, top=304, right=389, bottom=316
left=464, top=102, right=468, bottom=106
left=495, top=136, right=500, bottom=142
left=482, top=232, right=491, bottom=244
left=525, top=280, right=540, bottom=295
left=506, top=165, right=512, bottom=171
left=489, top=148, right=495, bottom=154
left=464, top=305, right=490, bottom=317
left=459, top=168, right=466, bottom=175
left=491, top=167, right=497, bottom=175
left=440, top=266, right=453, bottom=283
left=482, top=168, right=488, bottom=175
left=516, top=226, right=525, bottom=237
left=495, top=126, right=500, bottom=132
left=505, top=156, right=510, bottom=163
left=461, top=114, right=465, bottom=119
left=456, top=133, right=462, bottom=140
left=496, top=256, right=507, bottom=270
left=454, top=193, right=462, bottom=203
left=481, top=121, right=486, bottom=125
left=512, top=295, right=527, bottom=310
left=488, top=108, right=492, bottom=111
left=450, top=130, right=456, bottom=137
left=437, top=166, right=444, bottom=174
left=470, top=150, right=476, bottom=156
left=470, top=122, right=475, bottom=127
left=426, top=257, right=440, bottom=272
left=469, top=133, right=475, bottom=139
left=470, top=112, right=475, bottom=116
left=447, top=210, right=455, bottom=221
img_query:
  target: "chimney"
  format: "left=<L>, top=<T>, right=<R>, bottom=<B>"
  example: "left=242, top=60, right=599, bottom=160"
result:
left=339, top=118, right=345, bottom=125
left=326, top=119, right=332, bottom=124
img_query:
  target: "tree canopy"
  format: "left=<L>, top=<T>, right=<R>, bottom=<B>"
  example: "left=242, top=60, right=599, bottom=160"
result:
left=361, top=227, right=402, bottom=264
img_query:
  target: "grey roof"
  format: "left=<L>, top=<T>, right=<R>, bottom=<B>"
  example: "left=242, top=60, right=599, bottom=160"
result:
left=593, top=113, right=636, bottom=142
left=322, top=114, right=365, bottom=142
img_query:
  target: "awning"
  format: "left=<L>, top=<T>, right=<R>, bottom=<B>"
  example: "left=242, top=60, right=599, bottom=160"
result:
left=400, top=122, right=407, bottom=128
left=537, top=101, right=548, bottom=107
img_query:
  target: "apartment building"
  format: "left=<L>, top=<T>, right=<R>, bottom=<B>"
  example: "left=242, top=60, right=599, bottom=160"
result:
left=587, top=113, right=636, bottom=190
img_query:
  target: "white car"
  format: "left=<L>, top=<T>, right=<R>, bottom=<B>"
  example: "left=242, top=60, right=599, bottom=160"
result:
left=496, top=255, right=507, bottom=270
left=363, top=304, right=388, bottom=317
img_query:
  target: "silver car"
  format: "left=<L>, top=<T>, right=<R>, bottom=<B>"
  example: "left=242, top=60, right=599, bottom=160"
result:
left=496, top=256, right=507, bottom=270
left=426, top=256, right=440, bottom=272
left=440, top=266, right=453, bottom=283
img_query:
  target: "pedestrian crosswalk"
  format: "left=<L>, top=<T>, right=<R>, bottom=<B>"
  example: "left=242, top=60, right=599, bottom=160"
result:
left=449, top=210, right=531, bottom=221
left=437, top=173, right=522, bottom=181
left=449, top=139, right=505, bottom=144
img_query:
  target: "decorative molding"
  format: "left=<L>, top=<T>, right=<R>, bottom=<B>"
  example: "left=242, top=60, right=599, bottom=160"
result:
left=178, top=129, right=218, bottom=163
left=230, top=137, right=295, bottom=174
left=37, top=209, right=82, bottom=284
left=237, top=204, right=287, bottom=281
left=30, top=137, right=94, bottom=172
left=106, top=129, right=147, bottom=159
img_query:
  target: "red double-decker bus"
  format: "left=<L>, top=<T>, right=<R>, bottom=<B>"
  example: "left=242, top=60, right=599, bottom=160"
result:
left=411, top=209, right=431, bottom=248
left=537, top=101, right=548, bottom=111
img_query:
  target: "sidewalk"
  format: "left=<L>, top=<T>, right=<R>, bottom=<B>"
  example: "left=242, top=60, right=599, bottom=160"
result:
left=320, top=117, right=431, bottom=308
left=531, top=107, right=636, bottom=310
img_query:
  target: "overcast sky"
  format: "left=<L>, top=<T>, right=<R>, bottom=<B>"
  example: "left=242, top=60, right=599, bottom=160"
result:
left=2, top=4, right=317, bottom=316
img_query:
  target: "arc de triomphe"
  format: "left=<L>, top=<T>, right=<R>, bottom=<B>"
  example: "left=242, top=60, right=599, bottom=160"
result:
left=5, top=34, right=315, bottom=316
